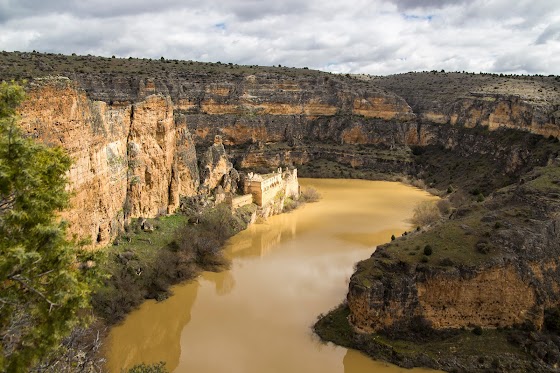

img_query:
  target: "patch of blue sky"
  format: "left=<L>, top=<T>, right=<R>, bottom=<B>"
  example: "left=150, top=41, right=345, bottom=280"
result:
left=402, top=14, right=433, bottom=21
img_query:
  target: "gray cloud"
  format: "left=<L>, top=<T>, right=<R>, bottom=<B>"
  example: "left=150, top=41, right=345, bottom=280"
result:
left=0, top=0, right=558, bottom=75
left=387, top=0, right=469, bottom=10
left=536, top=24, right=560, bottom=44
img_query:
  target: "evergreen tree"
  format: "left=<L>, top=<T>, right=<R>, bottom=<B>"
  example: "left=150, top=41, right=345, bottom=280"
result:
left=0, top=82, right=94, bottom=371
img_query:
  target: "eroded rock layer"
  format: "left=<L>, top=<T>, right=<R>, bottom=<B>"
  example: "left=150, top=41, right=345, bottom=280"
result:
left=5, top=53, right=560, bottom=262
left=18, top=78, right=200, bottom=246
left=347, top=161, right=560, bottom=333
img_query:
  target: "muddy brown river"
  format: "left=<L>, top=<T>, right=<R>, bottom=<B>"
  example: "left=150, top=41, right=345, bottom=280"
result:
left=106, top=179, right=438, bottom=373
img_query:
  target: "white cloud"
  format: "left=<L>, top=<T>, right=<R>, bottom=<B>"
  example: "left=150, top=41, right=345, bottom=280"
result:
left=0, top=0, right=558, bottom=75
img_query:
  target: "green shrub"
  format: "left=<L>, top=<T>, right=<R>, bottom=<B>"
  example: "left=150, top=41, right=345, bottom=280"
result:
left=476, top=241, right=491, bottom=254
left=283, top=197, right=299, bottom=212
left=423, top=245, right=433, bottom=256
left=472, top=325, right=483, bottom=335
left=128, top=362, right=168, bottom=373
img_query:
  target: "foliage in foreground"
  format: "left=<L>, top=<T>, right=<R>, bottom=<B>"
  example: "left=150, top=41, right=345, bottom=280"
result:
left=29, top=325, right=105, bottom=373
left=0, top=82, right=97, bottom=371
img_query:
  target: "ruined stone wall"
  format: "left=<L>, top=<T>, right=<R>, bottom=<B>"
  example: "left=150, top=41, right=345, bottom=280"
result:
left=243, top=169, right=299, bottom=207
left=283, top=169, right=300, bottom=199
left=229, top=194, right=253, bottom=210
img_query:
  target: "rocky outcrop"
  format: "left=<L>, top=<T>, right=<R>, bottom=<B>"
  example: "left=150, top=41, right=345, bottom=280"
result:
left=347, top=163, right=560, bottom=334
left=19, top=78, right=131, bottom=245
left=373, top=72, right=560, bottom=138
left=199, top=135, right=238, bottom=195
left=348, top=260, right=546, bottom=333
left=126, top=94, right=197, bottom=218
left=18, top=78, right=201, bottom=246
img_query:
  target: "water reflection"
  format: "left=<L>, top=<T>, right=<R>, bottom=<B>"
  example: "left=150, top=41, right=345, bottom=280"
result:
left=107, top=283, right=199, bottom=371
left=203, top=271, right=235, bottom=296
left=106, top=179, right=438, bottom=373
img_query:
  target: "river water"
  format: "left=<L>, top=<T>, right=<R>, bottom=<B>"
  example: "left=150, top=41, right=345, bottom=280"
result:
left=106, top=179, right=438, bottom=373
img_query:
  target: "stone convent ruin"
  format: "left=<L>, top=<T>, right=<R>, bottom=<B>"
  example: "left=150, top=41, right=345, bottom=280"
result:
left=242, top=168, right=300, bottom=207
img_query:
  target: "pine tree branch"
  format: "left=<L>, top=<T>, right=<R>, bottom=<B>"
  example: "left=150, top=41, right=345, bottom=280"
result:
left=8, top=274, right=59, bottom=311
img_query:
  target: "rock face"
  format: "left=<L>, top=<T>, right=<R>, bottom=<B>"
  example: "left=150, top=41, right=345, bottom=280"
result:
left=373, top=72, right=560, bottom=138
left=18, top=78, right=200, bottom=246
left=19, top=78, right=131, bottom=245
left=348, top=261, right=545, bottom=333
left=6, top=53, right=560, bottom=253
left=198, top=135, right=237, bottom=195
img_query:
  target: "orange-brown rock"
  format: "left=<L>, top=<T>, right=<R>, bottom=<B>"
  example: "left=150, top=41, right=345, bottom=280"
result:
left=348, top=261, right=548, bottom=333
left=126, top=94, right=199, bottom=217
left=19, top=78, right=130, bottom=246
left=352, top=96, right=415, bottom=120
left=18, top=78, right=199, bottom=247
left=417, top=266, right=539, bottom=329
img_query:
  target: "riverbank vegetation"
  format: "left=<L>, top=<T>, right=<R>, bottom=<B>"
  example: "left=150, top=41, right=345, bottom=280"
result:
left=92, top=203, right=256, bottom=325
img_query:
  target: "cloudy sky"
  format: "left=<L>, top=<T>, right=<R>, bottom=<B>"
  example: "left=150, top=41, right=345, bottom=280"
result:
left=0, top=0, right=559, bottom=75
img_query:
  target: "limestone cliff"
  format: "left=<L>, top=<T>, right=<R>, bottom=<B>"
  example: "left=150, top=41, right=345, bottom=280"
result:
left=373, top=72, right=560, bottom=138
left=18, top=78, right=200, bottom=246
left=4, top=52, right=560, bottom=254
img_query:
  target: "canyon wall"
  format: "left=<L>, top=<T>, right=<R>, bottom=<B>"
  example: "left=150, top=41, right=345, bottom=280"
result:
left=15, top=71, right=422, bottom=246
left=8, top=55, right=559, bottom=254
left=373, top=72, right=560, bottom=138
left=18, top=78, right=200, bottom=246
